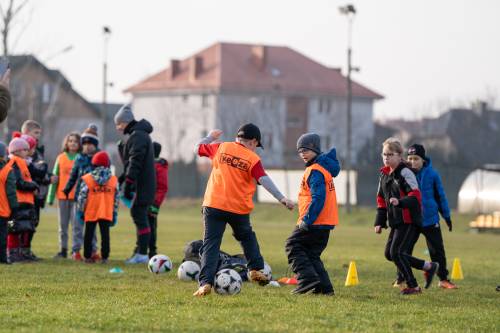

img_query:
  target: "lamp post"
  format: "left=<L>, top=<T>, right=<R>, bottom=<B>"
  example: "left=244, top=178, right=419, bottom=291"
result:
left=339, top=4, right=357, bottom=213
left=102, top=26, right=112, bottom=146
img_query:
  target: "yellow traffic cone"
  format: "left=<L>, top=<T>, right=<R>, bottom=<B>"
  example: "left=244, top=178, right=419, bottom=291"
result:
left=451, top=258, right=464, bottom=280
left=345, top=261, right=359, bottom=286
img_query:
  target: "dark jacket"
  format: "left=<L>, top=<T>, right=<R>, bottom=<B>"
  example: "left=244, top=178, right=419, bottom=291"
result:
left=301, top=148, right=341, bottom=229
left=119, top=119, right=156, bottom=206
left=28, top=152, right=51, bottom=208
left=375, top=162, right=422, bottom=228
left=63, top=151, right=99, bottom=201
left=415, top=157, right=451, bottom=227
left=0, top=85, right=11, bottom=123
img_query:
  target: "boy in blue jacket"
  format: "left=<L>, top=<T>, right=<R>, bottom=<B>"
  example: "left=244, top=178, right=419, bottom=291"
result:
left=285, top=133, right=340, bottom=295
left=402, top=144, right=457, bottom=289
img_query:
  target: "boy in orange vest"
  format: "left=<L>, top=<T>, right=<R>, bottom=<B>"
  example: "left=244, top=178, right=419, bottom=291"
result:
left=6, top=138, right=39, bottom=263
left=77, top=151, right=118, bottom=264
left=193, top=123, right=295, bottom=297
left=0, top=142, right=18, bottom=264
left=285, top=133, right=340, bottom=295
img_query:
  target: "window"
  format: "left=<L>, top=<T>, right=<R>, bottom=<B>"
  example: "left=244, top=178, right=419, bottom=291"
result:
left=201, top=94, right=209, bottom=108
left=42, top=83, right=51, bottom=103
left=182, top=94, right=189, bottom=103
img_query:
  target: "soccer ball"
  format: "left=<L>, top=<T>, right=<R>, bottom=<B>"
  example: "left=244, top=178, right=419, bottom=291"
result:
left=177, top=261, right=201, bottom=282
left=247, top=262, right=272, bottom=281
left=214, top=269, right=242, bottom=295
left=148, top=254, right=172, bottom=274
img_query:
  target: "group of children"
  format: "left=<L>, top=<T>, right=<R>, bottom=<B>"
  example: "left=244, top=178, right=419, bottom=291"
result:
left=0, top=119, right=168, bottom=265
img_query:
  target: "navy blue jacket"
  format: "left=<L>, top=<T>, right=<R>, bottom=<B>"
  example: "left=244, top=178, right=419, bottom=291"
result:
left=301, top=148, right=341, bottom=229
left=415, top=157, right=450, bottom=227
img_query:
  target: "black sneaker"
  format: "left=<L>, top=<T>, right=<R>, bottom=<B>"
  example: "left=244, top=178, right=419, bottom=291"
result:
left=53, top=249, right=68, bottom=259
left=291, top=280, right=321, bottom=295
left=424, top=262, right=439, bottom=289
left=496, top=285, right=500, bottom=292
left=313, top=286, right=335, bottom=296
left=0, top=258, right=12, bottom=265
left=400, top=286, right=422, bottom=295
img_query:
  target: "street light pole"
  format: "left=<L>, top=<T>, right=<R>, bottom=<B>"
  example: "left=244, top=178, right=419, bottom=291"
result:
left=339, top=4, right=356, bottom=213
left=102, top=26, right=111, bottom=147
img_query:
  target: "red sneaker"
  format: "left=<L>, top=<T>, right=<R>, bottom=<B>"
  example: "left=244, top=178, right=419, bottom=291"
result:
left=72, top=252, right=82, bottom=261
left=91, top=252, right=101, bottom=261
left=438, top=280, right=458, bottom=289
left=400, top=286, right=422, bottom=295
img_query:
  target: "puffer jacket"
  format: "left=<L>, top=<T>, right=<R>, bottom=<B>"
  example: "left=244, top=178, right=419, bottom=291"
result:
left=415, top=157, right=450, bottom=227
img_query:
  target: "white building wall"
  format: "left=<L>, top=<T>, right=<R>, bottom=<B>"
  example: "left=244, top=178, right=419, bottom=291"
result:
left=132, top=92, right=216, bottom=163
left=216, top=92, right=286, bottom=168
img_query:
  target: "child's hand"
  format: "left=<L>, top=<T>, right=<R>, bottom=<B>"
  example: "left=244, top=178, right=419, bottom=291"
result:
left=389, top=197, right=399, bottom=206
left=50, top=175, right=58, bottom=184
left=208, top=129, right=223, bottom=140
left=374, top=226, right=383, bottom=234
left=280, top=197, right=295, bottom=210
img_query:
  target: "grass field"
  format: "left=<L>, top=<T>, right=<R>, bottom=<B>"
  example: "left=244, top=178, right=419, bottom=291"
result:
left=1, top=200, right=499, bottom=332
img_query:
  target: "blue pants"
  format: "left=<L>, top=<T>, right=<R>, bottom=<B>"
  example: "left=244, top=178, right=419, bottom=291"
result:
left=198, top=207, right=264, bottom=286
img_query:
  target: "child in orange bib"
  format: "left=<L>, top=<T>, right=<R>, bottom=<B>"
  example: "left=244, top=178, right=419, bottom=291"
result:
left=285, top=133, right=340, bottom=295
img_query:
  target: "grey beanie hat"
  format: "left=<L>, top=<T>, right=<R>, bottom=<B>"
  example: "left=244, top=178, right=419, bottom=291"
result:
left=114, top=104, right=135, bottom=125
left=0, top=141, right=6, bottom=158
left=297, top=133, right=321, bottom=154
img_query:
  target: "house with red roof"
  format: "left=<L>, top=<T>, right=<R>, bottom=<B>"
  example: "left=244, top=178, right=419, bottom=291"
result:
left=126, top=42, right=382, bottom=168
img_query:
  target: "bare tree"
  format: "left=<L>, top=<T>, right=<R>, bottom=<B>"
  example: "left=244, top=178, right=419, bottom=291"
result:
left=0, top=0, right=29, bottom=56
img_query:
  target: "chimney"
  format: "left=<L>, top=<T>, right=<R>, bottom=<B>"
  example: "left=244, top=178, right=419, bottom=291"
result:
left=170, top=59, right=181, bottom=79
left=189, top=56, right=203, bottom=81
left=251, top=45, right=267, bottom=72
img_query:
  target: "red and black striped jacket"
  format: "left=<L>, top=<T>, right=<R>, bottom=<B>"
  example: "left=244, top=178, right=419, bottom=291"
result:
left=374, top=162, right=422, bottom=228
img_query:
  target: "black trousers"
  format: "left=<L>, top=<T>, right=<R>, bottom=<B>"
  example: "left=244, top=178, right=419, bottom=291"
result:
left=0, top=218, right=7, bottom=262
left=396, top=224, right=449, bottom=281
left=285, top=227, right=333, bottom=293
left=131, top=204, right=150, bottom=255
left=84, top=220, right=111, bottom=260
left=148, top=213, right=157, bottom=257
left=384, top=223, right=426, bottom=288
left=198, top=207, right=264, bottom=286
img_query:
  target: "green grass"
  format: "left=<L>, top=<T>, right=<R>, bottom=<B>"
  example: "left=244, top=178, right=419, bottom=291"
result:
left=1, top=200, right=499, bottom=332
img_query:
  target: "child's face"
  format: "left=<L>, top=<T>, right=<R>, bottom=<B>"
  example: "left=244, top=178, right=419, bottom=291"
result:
left=382, top=146, right=401, bottom=169
left=298, top=148, right=317, bottom=163
left=407, top=155, right=424, bottom=171
left=67, top=136, right=80, bottom=153
left=14, top=148, right=29, bottom=159
left=27, top=128, right=42, bottom=141
left=116, top=122, right=128, bottom=133
left=28, top=147, right=35, bottom=156
left=82, top=143, right=96, bottom=154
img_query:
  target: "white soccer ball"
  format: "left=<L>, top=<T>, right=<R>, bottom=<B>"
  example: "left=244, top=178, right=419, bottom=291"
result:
left=247, top=262, right=272, bottom=281
left=214, top=268, right=242, bottom=295
left=177, top=261, right=201, bottom=282
left=148, top=254, right=172, bottom=274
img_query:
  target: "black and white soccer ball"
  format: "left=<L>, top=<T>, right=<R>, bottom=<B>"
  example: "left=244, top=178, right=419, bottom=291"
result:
left=148, top=254, right=172, bottom=274
left=177, top=261, right=201, bottom=282
left=214, top=268, right=242, bottom=295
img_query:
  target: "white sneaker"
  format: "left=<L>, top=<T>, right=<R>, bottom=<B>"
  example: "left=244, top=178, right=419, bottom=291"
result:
left=125, top=253, right=149, bottom=264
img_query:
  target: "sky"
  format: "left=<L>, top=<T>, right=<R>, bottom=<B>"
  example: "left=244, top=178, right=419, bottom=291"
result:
left=7, top=0, right=500, bottom=120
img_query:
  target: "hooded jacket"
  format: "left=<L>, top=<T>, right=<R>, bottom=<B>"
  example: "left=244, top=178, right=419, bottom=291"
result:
left=119, top=119, right=156, bottom=206
left=415, top=157, right=451, bottom=227
left=77, top=167, right=119, bottom=225
left=301, top=148, right=341, bottom=229
left=63, top=150, right=99, bottom=201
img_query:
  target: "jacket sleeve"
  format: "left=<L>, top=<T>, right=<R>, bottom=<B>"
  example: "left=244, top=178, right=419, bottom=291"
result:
left=47, top=156, right=60, bottom=205
left=432, top=171, right=451, bottom=219
left=375, top=177, right=388, bottom=228
left=63, top=155, right=80, bottom=193
left=0, top=85, right=11, bottom=122
left=12, top=163, right=38, bottom=192
left=125, top=134, right=149, bottom=182
left=398, top=168, right=421, bottom=210
left=77, top=180, right=89, bottom=213
left=301, top=170, right=326, bottom=225
left=112, top=182, right=119, bottom=226
left=6, top=170, right=18, bottom=211
left=154, top=161, right=168, bottom=207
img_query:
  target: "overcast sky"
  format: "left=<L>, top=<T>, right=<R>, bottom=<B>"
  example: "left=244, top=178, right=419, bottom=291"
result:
left=9, top=0, right=500, bottom=120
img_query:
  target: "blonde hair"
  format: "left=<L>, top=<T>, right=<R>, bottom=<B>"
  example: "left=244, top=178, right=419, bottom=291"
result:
left=21, top=120, right=41, bottom=134
left=61, top=132, right=81, bottom=153
left=382, top=137, right=403, bottom=155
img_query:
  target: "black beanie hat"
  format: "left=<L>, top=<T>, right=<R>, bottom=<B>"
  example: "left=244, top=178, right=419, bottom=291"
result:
left=297, top=133, right=321, bottom=154
left=153, top=142, right=162, bottom=158
left=407, top=143, right=426, bottom=159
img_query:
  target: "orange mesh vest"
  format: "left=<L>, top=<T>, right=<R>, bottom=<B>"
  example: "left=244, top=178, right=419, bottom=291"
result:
left=0, top=162, right=13, bottom=218
left=202, top=142, right=260, bottom=214
left=56, top=153, right=76, bottom=200
left=82, top=173, right=117, bottom=222
left=8, top=156, right=35, bottom=205
left=297, top=164, right=339, bottom=226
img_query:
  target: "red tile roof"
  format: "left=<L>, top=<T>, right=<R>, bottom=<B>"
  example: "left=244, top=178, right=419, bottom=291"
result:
left=125, top=42, right=383, bottom=99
